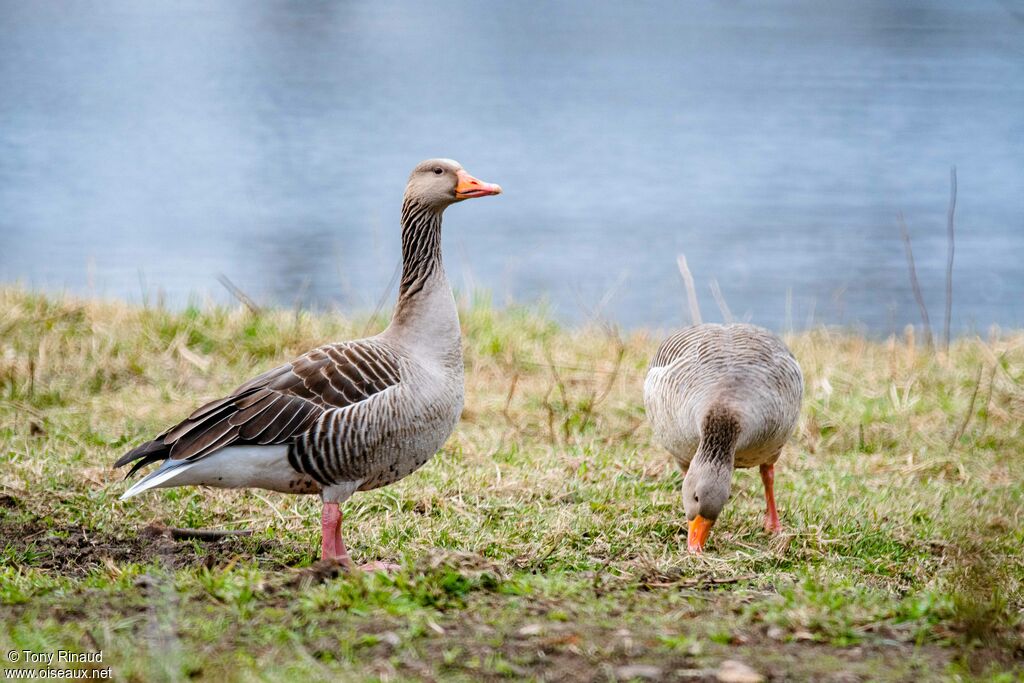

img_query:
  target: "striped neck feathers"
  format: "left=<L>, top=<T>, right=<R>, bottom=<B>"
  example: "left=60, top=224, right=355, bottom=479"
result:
left=389, top=197, right=460, bottom=340
left=694, top=404, right=740, bottom=469
left=396, top=198, right=445, bottom=306
left=684, top=404, right=741, bottom=522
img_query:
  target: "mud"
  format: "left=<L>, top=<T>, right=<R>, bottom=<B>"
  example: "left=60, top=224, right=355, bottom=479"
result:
left=0, top=508, right=286, bottom=576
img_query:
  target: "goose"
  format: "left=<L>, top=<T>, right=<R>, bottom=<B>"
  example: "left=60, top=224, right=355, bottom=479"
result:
left=643, top=324, right=802, bottom=553
left=114, top=159, right=501, bottom=570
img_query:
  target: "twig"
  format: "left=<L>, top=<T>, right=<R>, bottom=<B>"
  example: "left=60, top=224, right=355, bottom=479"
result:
left=292, top=275, right=311, bottom=312
left=592, top=342, right=626, bottom=408
left=977, top=356, right=1002, bottom=439
left=145, top=522, right=254, bottom=541
left=514, top=359, right=641, bottom=378
left=676, top=253, right=702, bottom=325
left=582, top=270, right=629, bottom=327
left=216, top=274, right=261, bottom=315
left=575, top=339, right=626, bottom=435
left=542, top=344, right=572, bottom=443
left=947, top=363, right=984, bottom=452
left=501, top=371, right=521, bottom=433
left=168, top=527, right=254, bottom=542
left=642, top=572, right=756, bottom=589
left=943, top=166, right=957, bottom=352
left=709, top=279, right=734, bottom=323
left=897, top=212, right=933, bottom=348
left=541, top=386, right=558, bottom=447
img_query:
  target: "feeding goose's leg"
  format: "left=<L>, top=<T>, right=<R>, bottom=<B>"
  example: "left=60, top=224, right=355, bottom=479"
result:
left=759, top=463, right=782, bottom=533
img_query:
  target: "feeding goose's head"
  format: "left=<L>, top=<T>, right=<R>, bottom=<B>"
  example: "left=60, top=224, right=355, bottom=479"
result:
left=682, top=462, right=732, bottom=553
left=406, top=159, right=502, bottom=210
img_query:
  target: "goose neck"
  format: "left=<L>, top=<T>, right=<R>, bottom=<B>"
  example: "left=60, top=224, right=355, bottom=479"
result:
left=387, top=198, right=459, bottom=350
left=396, top=198, right=444, bottom=304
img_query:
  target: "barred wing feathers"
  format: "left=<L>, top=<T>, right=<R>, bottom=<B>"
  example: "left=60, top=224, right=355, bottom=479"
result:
left=115, top=340, right=402, bottom=478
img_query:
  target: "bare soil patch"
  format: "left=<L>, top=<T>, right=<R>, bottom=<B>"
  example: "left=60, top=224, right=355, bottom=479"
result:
left=1, top=505, right=285, bottom=576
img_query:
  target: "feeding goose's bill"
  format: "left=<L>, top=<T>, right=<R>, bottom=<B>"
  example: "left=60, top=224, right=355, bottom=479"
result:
left=687, top=515, right=714, bottom=554
left=115, top=158, right=500, bottom=572
left=644, top=324, right=803, bottom=554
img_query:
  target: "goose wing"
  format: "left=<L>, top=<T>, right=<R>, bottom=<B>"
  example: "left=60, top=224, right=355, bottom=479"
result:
left=115, top=339, right=402, bottom=477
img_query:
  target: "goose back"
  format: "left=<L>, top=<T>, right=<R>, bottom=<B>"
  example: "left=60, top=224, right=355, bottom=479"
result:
left=644, top=323, right=803, bottom=469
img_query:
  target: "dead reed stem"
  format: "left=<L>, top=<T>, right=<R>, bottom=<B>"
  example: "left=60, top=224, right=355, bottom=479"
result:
left=897, top=212, right=933, bottom=349
left=709, top=278, right=735, bottom=323
left=216, top=274, right=261, bottom=315
left=943, top=166, right=957, bottom=353
left=676, top=253, right=702, bottom=325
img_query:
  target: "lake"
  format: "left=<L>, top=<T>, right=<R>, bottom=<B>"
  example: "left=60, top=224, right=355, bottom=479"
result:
left=1, top=0, right=1022, bottom=334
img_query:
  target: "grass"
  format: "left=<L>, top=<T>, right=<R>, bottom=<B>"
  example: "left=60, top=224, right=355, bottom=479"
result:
left=0, top=286, right=1022, bottom=682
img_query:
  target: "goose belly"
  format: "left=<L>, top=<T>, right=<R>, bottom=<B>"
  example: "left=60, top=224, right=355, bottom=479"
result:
left=170, top=445, right=322, bottom=494
left=358, top=390, right=463, bottom=490
left=286, top=376, right=465, bottom=492
left=733, top=441, right=786, bottom=468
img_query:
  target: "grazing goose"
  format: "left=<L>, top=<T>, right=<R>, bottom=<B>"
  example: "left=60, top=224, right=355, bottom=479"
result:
left=115, top=159, right=501, bottom=570
left=643, top=324, right=802, bottom=553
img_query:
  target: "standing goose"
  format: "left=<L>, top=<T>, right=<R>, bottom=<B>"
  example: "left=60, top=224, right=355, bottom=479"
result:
left=115, top=159, right=501, bottom=569
left=643, top=324, right=802, bottom=553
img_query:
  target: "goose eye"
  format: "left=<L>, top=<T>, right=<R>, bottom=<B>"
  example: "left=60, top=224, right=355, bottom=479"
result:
left=433, top=167, right=443, bottom=175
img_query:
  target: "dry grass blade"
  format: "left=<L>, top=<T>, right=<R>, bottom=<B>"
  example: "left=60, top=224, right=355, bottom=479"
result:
left=362, top=260, right=401, bottom=336
left=676, top=253, right=702, bottom=325
left=977, top=357, right=1001, bottom=438
left=947, top=362, right=983, bottom=452
left=944, top=165, right=957, bottom=353
left=897, top=212, right=933, bottom=349
left=709, top=278, right=734, bottom=323
left=216, top=274, right=262, bottom=315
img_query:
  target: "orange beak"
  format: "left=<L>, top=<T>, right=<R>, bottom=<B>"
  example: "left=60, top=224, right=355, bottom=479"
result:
left=687, top=515, right=714, bottom=553
left=455, top=169, right=502, bottom=200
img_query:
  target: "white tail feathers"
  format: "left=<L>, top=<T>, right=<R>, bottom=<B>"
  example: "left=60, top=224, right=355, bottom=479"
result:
left=120, top=460, right=196, bottom=500
left=118, top=445, right=313, bottom=498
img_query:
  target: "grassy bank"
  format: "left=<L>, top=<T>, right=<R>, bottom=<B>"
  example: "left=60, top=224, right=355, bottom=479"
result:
left=1, top=287, right=1022, bottom=682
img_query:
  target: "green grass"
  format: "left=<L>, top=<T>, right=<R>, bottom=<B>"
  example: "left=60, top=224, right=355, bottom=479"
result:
left=1, top=287, right=1022, bottom=681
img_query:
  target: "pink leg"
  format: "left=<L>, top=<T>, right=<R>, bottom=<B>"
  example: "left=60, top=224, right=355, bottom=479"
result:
left=321, top=502, right=397, bottom=572
left=760, top=464, right=782, bottom=534
left=321, top=502, right=352, bottom=567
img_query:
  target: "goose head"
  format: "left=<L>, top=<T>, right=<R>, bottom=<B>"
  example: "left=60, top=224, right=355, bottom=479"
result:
left=405, top=158, right=502, bottom=210
left=682, top=463, right=732, bottom=553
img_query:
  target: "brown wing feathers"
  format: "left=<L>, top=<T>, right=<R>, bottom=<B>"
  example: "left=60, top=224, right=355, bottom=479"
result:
left=115, top=341, right=402, bottom=479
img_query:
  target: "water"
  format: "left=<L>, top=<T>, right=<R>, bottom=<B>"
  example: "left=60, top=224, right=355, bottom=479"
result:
left=1, top=0, right=1022, bottom=334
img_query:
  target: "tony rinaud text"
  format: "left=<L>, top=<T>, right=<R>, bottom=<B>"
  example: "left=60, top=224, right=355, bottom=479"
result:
left=13, top=652, right=103, bottom=664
